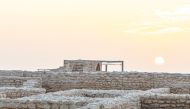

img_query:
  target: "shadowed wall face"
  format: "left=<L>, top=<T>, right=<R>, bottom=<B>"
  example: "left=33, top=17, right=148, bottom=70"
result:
left=64, top=60, right=102, bottom=72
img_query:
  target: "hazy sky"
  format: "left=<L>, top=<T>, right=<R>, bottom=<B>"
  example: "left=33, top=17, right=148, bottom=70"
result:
left=0, top=0, right=190, bottom=72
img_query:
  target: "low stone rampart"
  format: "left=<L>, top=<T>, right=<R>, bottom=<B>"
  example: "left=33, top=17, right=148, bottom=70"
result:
left=0, top=76, right=42, bottom=88
left=0, top=87, right=46, bottom=99
left=0, top=88, right=169, bottom=109
left=141, top=94, right=190, bottom=109
left=41, top=72, right=190, bottom=92
left=0, top=71, right=190, bottom=92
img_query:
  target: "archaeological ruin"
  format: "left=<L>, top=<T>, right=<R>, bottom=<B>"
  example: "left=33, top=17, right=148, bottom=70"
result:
left=0, top=60, right=190, bottom=109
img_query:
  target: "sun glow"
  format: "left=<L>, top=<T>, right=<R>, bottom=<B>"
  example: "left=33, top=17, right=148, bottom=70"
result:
left=155, top=57, right=165, bottom=65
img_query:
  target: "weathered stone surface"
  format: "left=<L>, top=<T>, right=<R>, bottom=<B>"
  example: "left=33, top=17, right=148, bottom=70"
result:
left=141, top=94, right=190, bottom=109
left=0, top=71, right=190, bottom=109
left=0, top=87, right=46, bottom=99
left=0, top=88, right=169, bottom=109
left=0, top=76, right=42, bottom=88
left=1, top=71, right=190, bottom=92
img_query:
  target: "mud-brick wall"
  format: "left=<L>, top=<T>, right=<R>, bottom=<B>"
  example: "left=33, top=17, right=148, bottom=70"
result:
left=141, top=94, right=190, bottom=109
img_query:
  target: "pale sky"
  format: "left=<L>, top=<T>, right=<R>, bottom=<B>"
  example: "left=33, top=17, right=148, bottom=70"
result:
left=0, top=0, right=190, bottom=73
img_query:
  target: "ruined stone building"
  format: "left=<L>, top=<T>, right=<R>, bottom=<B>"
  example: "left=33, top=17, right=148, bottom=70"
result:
left=63, top=60, right=102, bottom=72
left=50, top=60, right=124, bottom=72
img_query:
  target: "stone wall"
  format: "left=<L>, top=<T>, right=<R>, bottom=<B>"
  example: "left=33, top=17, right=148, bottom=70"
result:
left=0, top=76, right=42, bottom=88
left=0, top=87, right=46, bottom=99
left=169, top=82, right=190, bottom=94
left=64, top=60, right=102, bottom=72
left=0, top=70, right=42, bottom=77
left=0, top=88, right=169, bottom=109
left=0, top=93, right=6, bottom=98
left=0, top=99, right=86, bottom=109
left=141, top=94, right=190, bottom=109
left=0, top=71, right=190, bottom=92
left=22, top=80, right=42, bottom=88
left=170, top=87, right=190, bottom=94
left=41, top=72, right=190, bottom=92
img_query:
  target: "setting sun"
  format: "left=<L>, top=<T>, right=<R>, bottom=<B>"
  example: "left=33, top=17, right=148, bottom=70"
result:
left=155, top=57, right=165, bottom=65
